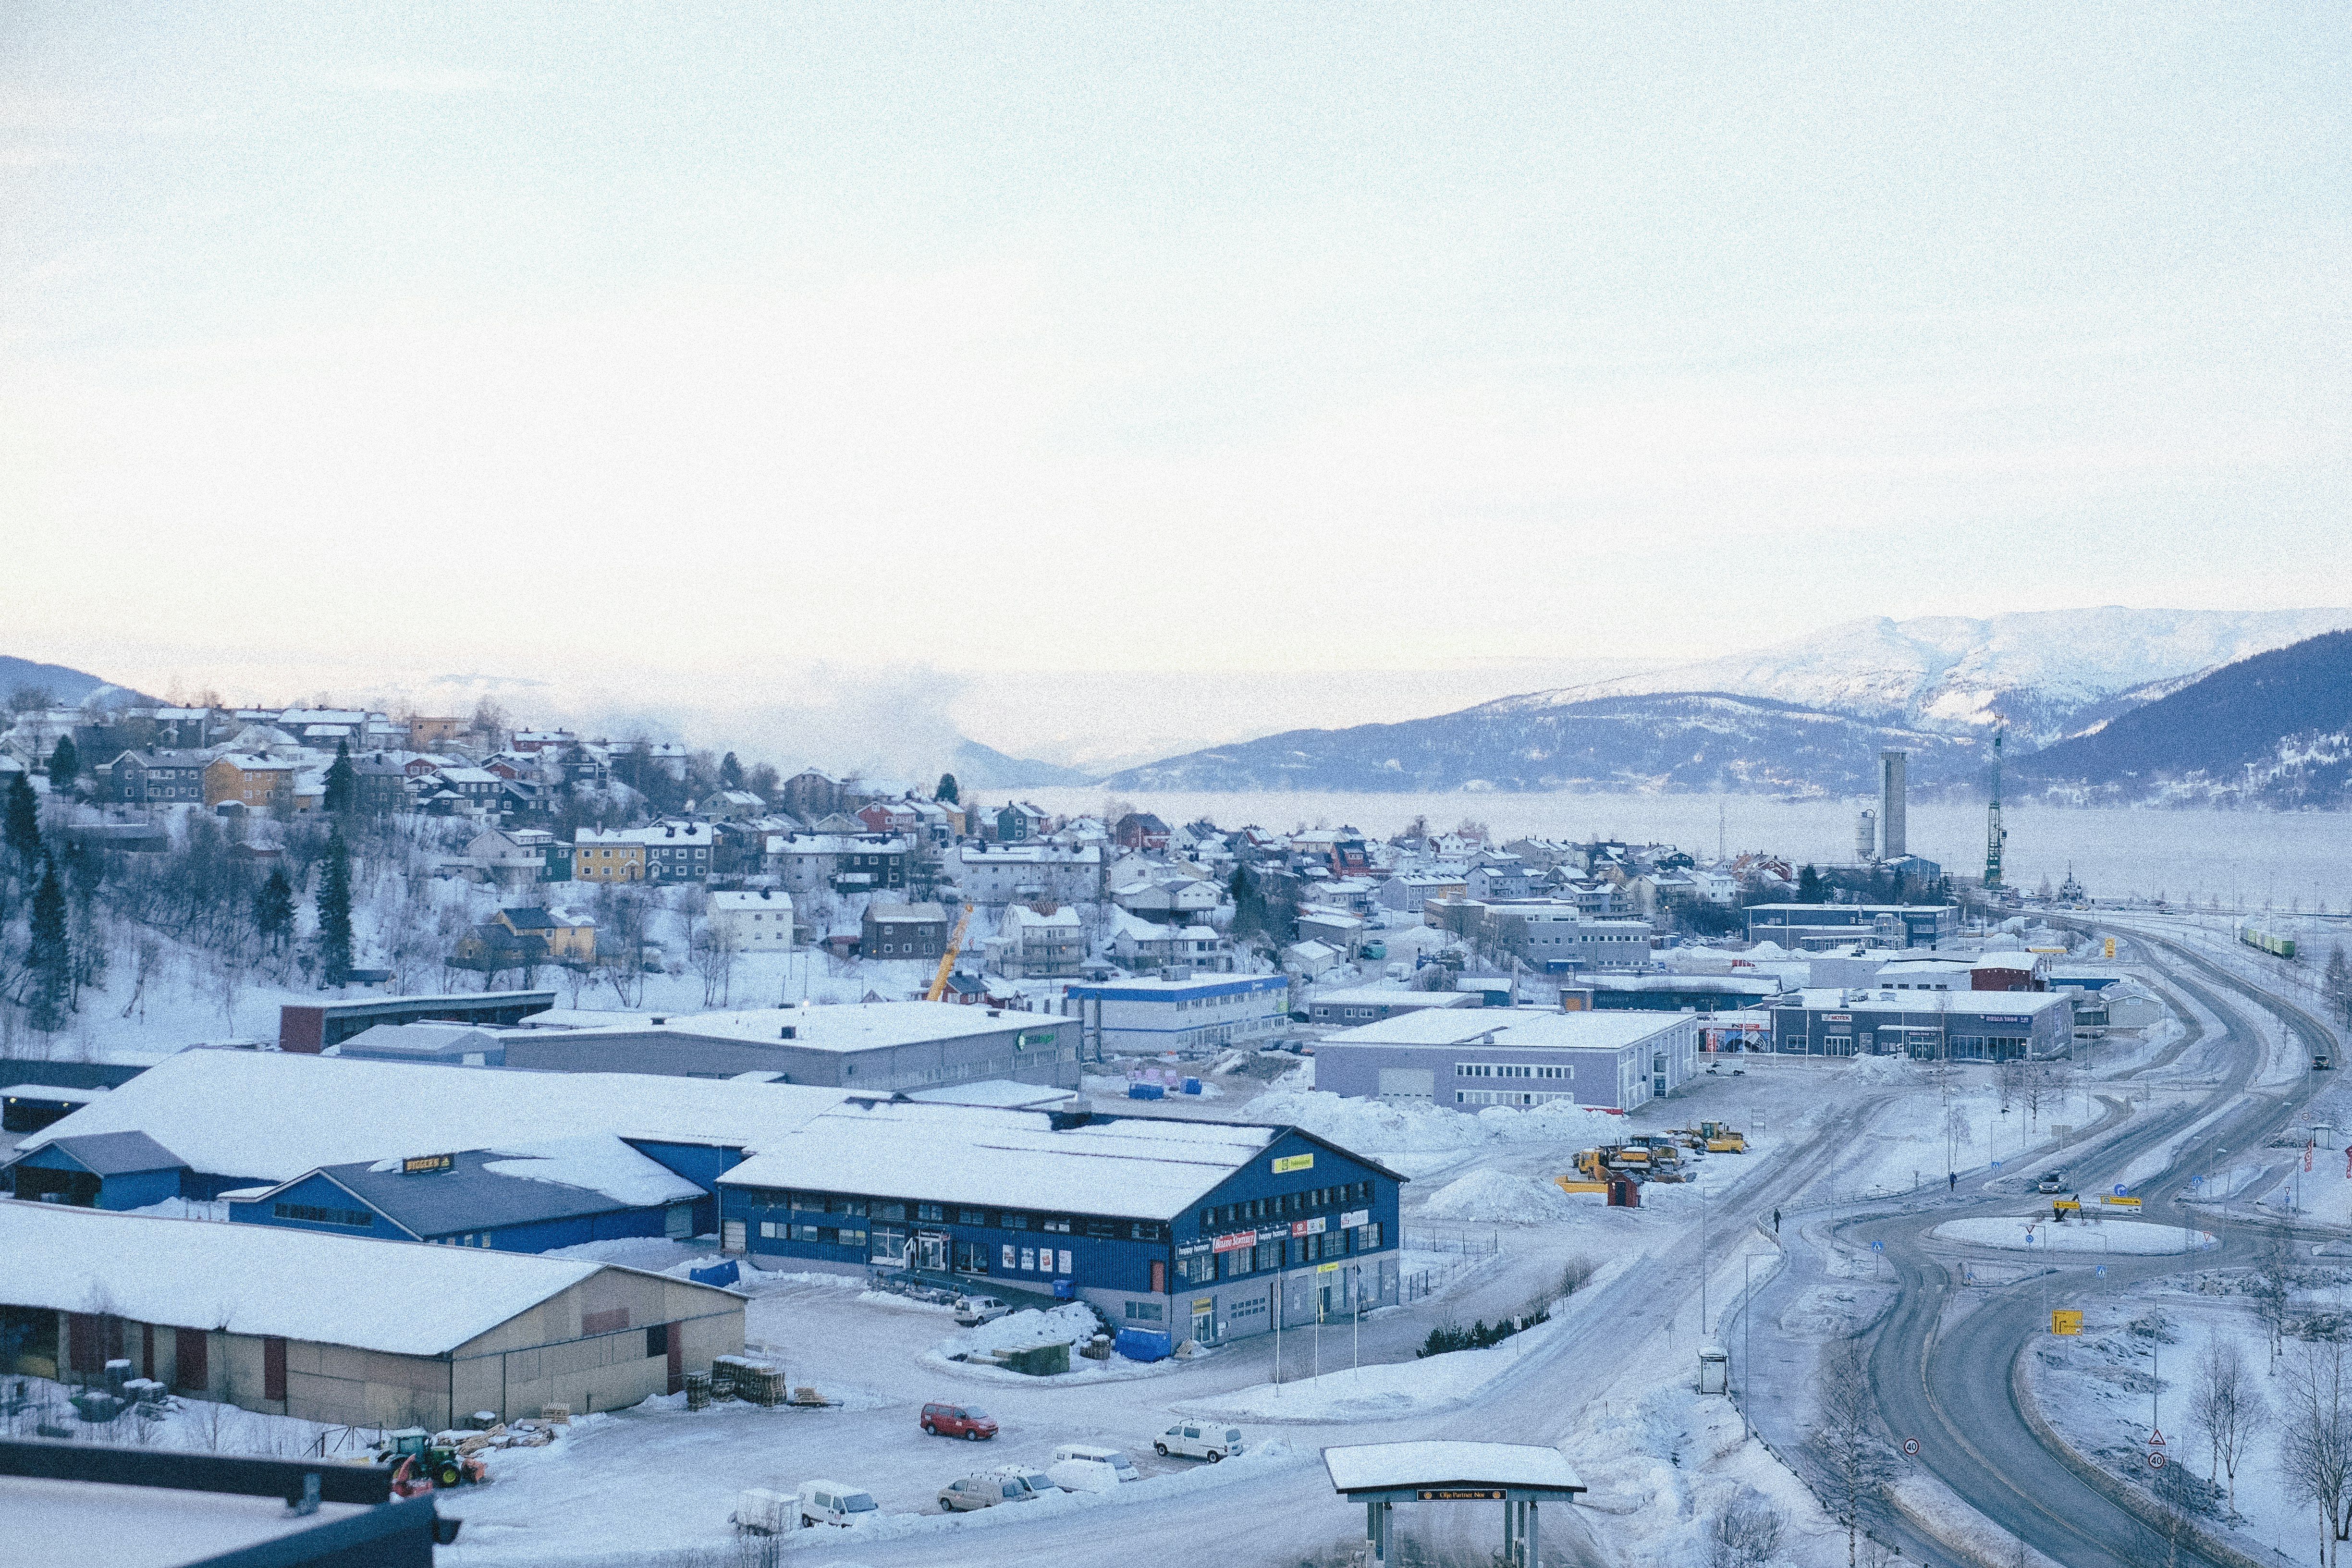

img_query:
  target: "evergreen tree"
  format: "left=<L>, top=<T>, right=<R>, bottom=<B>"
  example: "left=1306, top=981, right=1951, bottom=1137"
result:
left=1228, top=864, right=1262, bottom=936
left=256, top=866, right=296, bottom=953
left=1796, top=864, right=1824, bottom=903
left=719, top=751, right=744, bottom=791
left=935, top=772, right=959, bottom=805
left=26, top=854, right=70, bottom=1030
left=4, top=772, right=38, bottom=871
left=317, top=828, right=355, bottom=986
left=323, top=738, right=357, bottom=815
left=47, top=735, right=81, bottom=795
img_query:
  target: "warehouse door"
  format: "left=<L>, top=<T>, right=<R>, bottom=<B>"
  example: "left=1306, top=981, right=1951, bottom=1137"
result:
left=174, top=1329, right=208, bottom=1394
left=263, top=1338, right=287, bottom=1404
left=721, top=1219, right=745, bottom=1254
left=1377, top=1069, right=1433, bottom=1103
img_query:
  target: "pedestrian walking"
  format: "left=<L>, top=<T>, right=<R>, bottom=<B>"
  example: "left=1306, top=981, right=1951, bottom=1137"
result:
left=1772, top=1207, right=1780, bottom=1235
left=1948, top=1171, right=1957, bottom=1192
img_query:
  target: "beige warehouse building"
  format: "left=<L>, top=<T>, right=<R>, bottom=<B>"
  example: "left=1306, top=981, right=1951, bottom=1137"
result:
left=0, top=1201, right=743, bottom=1428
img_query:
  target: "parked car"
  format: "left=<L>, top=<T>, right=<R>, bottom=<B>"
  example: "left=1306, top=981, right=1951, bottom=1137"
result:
left=1047, top=1444, right=1140, bottom=1492
left=955, top=1295, right=1012, bottom=1326
left=938, top=1474, right=1036, bottom=1512
left=797, top=1481, right=879, bottom=1528
left=1155, top=1422, right=1245, bottom=1461
left=2036, top=1172, right=2066, bottom=1193
left=922, top=1402, right=999, bottom=1440
left=985, top=1464, right=1061, bottom=1497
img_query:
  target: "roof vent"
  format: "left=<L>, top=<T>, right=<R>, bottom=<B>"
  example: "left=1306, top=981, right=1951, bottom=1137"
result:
left=987, top=1009, right=1002, bottom=1018
left=650, top=1016, right=668, bottom=1025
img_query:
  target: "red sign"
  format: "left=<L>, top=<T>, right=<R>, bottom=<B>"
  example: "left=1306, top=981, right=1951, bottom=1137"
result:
left=1291, top=1216, right=1327, bottom=1238
left=1212, top=1232, right=1256, bottom=1253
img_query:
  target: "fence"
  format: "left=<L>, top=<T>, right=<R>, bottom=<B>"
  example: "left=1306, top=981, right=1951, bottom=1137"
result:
left=1400, top=1226, right=1503, bottom=1303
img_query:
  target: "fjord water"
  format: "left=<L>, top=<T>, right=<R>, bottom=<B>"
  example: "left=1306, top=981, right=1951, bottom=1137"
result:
left=1027, top=789, right=2352, bottom=912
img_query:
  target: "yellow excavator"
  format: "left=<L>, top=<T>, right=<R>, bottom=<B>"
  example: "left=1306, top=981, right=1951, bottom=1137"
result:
left=923, top=904, right=975, bottom=1002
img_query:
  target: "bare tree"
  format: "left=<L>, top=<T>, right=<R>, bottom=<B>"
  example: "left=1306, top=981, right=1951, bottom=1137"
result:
left=1706, top=1497, right=1786, bottom=1568
left=690, top=915, right=739, bottom=1008
left=2193, top=1335, right=2264, bottom=1515
left=1812, top=1337, right=1889, bottom=1568
left=2254, top=1232, right=2298, bottom=1365
left=2280, top=1338, right=2352, bottom=1566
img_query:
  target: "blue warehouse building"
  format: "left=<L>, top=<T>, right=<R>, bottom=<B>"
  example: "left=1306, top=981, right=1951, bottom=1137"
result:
left=718, top=1100, right=1402, bottom=1345
left=6, top=1131, right=189, bottom=1210
left=228, top=1136, right=708, bottom=1252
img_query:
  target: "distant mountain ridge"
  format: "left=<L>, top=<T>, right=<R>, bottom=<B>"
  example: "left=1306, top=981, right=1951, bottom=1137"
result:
left=0, top=655, right=141, bottom=708
left=2018, top=630, right=2352, bottom=806
left=1101, top=607, right=2352, bottom=796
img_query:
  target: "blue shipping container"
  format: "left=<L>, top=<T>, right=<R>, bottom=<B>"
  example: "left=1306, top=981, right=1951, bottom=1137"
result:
left=689, top=1259, right=740, bottom=1289
left=1114, top=1328, right=1172, bottom=1362
left=1181, top=1078, right=1201, bottom=1094
left=1127, top=1083, right=1165, bottom=1100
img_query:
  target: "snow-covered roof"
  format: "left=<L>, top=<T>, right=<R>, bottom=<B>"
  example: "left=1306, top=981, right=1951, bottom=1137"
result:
left=1309, top=988, right=1474, bottom=1010
left=263, top=1136, right=705, bottom=1236
left=711, top=890, right=794, bottom=912
left=11, top=1051, right=854, bottom=1182
left=1791, top=987, right=2071, bottom=1017
left=0, top=1201, right=624, bottom=1356
left=1322, top=1008, right=1685, bottom=1053
left=37, top=1130, right=185, bottom=1176
left=1, top=1084, right=105, bottom=1103
left=550, top=1001, right=1047, bottom=1055
left=1323, top=1442, right=1584, bottom=1495
left=718, top=1101, right=1282, bottom=1219
left=903, top=1080, right=1081, bottom=1112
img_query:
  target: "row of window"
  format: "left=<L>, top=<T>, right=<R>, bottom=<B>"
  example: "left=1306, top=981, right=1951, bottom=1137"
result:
left=274, top=1200, right=372, bottom=1228
left=1199, top=1182, right=1371, bottom=1232
left=1455, top=1062, right=1570, bottom=1079
left=735, top=1191, right=1165, bottom=1241
left=1457, top=1090, right=1574, bottom=1107
left=1181, top=1224, right=1384, bottom=1283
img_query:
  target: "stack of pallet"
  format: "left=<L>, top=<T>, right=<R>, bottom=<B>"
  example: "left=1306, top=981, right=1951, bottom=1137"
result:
left=710, top=1354, right=786, bottom=1407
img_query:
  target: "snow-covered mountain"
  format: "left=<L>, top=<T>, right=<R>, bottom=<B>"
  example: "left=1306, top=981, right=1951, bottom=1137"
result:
left=1511, top=608, right=2352, bottom=746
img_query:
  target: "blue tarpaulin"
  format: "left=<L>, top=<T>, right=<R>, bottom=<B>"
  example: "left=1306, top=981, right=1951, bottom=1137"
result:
left=689, top=1259, right=740, bottom=1288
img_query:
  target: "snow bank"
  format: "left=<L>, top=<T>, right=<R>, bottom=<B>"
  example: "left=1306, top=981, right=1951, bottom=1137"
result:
left=1180, top=1316, right=1563, bottom=1422
left=476, top=1136, right=705, bottom=1207
left=1419, top=1168, right=1580, bottom=1225
left=1932, top=1217, right=2215, bottom=1254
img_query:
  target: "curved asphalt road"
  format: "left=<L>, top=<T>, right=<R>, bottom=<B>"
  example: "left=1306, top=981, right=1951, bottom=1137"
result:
left=1747, top=920, right=2341, bottom=1568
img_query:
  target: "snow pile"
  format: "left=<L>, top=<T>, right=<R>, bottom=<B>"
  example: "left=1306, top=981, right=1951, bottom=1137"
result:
left=1245, top=1088, right=1619, bottom=1175
left=1419, top=1169, right=1579, bottom=1225
left=1182, top=1315, right=1566, bottom=1422
left=935, top=1302, right=1100, bottom=1360
left=1932, top=1217, right=2215, bottom=1254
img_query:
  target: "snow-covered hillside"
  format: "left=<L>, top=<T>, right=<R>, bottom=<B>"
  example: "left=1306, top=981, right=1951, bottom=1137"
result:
left=1506, top=608, right=2352, bottom=744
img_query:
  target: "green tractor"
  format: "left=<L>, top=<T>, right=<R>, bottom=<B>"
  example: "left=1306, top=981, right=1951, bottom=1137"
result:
left=376, top=1428, right=487, bottom=1493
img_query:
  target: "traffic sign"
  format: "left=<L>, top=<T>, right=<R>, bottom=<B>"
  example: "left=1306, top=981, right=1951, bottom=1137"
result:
left=1992, top=1159, right=2002, bottom=1169
left=2113, top=1184, right=2129, bottom=1198
left=2149, top=1429, right=2166, bottom=1446
left=1872, top=1241, right=1884, bottom=1252
left=2095, top=1265, right=2107, bottom=1278
left=1903, top=1438, right=1921, bottom=1456
left=2147, top=1452, right=2167, bottom=1470
left=2051, top=1310, right=2083, bottom=1335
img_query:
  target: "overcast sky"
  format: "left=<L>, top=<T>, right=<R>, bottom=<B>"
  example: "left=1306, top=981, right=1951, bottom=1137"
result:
left=4, top=5, right=2348, bottom=742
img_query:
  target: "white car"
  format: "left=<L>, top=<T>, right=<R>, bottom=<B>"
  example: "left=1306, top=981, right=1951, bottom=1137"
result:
left=1155, top=1422, right=1245, bottom=1461
left=984, top=1464, right=1061, bottom=1497
left=955, top=1295, right=1012, bottom=1326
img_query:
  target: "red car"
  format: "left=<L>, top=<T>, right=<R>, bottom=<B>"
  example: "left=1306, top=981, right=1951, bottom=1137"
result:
left=922, top=1403, right=998, bottom=1440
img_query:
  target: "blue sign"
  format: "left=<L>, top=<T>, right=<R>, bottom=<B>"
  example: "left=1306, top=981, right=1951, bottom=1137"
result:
left=2114, top=1185, right=2129, bottom=1198
left=1872, top=1241, right=1884, bottom=1251
left=1991, top=1159, right=2002, bottom=1168
left=2096, top=1265, right=2107, bottom=1278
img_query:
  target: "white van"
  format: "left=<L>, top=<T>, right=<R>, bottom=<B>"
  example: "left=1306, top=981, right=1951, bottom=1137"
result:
left=1156, top=1422, right=1245, bottom=1461
left=798, top=1479, right=880, bottom=1527
left=1047, top=1444, right=1140, bottom=1493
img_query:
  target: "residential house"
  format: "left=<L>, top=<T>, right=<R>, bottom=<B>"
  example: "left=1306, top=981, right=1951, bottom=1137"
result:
left=710, top=889, right=797, bottom=951
left=452, top=922, right=549, bottom=973
left=202, top=754, right=295, bottom=811
left=775, top=769, right=842, bottom=821
left=408, top=716, right=466, bottom=751
left=994, top=801, right=1051, bottom=843
left=955, top=843, right=1104, bottom=907
left=703, top=789, right=768, bottom=821
left=1464, top=855, right=1532, bottom=902
left=575, top=827, right=648, bottom=882
left=492, top=906, right=598, bottom=964
left=510, top=729, right=580, bottom=753
left=107, top=748, right=209, bottom=806
left=1296, top=907, right=1366, bottom=957
left=639, top=820, right=712, bottom=882
left=988, top=903, right=1085, bottom=979
left=428, top=766, right=502, bottom=818
left=1111, top=875, right=1226, bottom=923
left=350, top=755, right=414, bottom=815
left=1108, top=911, right=1231, bottom=974
left=861, top=902, right=950, bottom=963
left=856, top=798, right=920, bottom=836
left=1111, top=812, right=1172, bottom=851
left=466, top=827, right=556, bottom=890
left=767, top=833, right=910, bottom=896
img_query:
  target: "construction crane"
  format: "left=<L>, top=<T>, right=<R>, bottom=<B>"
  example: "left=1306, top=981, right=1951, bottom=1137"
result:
left=924, top=903, right=975, bottom=1002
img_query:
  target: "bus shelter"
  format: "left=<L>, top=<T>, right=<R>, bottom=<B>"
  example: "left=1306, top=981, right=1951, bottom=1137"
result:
left=1324, top=1441, right=1585, bottom=1568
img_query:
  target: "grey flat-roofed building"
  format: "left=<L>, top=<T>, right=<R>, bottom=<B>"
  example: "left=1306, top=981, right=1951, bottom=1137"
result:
left=1305, top=988, right=1477, bottom=1028
left=1768, top=987, right=2071, bottom=1060
left=1314, top=1007, right=1699, bottom=1112
left=329, top=1022, right=507, bottom=1066
left=500, top=1001, right=1077, bottom=1091
left=1584, top=974, right=1782, bottom=1013
left=1744, top=904, right=1957, bottom=949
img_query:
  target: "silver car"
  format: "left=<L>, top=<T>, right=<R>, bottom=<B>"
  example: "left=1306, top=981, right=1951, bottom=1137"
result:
left=938, top=1474, right=1036, bottom=1512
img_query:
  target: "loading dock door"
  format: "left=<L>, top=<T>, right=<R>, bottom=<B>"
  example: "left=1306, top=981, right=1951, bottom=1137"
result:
left=1378, top=1069, right=1434, bottom=1103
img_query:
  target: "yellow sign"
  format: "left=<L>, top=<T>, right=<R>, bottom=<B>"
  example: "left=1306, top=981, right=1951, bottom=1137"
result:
left=2051, top=1310, right=2082, bottom=1336
left=1273, top=1154, right=1314, bottom=1175
left=2104, top=937, right=2117, bottom=959
left=2103, top=1195, right=2142, bottom=1208
left=402, top=1153, right=454, bottom=1175
left=1317, top=1262, right=1340, bottom=1275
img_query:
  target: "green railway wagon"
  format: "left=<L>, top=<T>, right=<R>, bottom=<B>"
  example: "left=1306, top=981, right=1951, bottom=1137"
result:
left=2240, top=926, right=2297, bottom=960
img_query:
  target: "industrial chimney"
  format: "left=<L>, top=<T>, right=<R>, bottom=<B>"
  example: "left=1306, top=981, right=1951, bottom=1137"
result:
left=1879, top=750, right=1908, bottom=861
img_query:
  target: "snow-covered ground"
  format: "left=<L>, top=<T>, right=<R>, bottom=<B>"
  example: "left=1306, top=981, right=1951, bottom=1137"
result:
left=1932, top=1216, right=2217, bottom=1255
